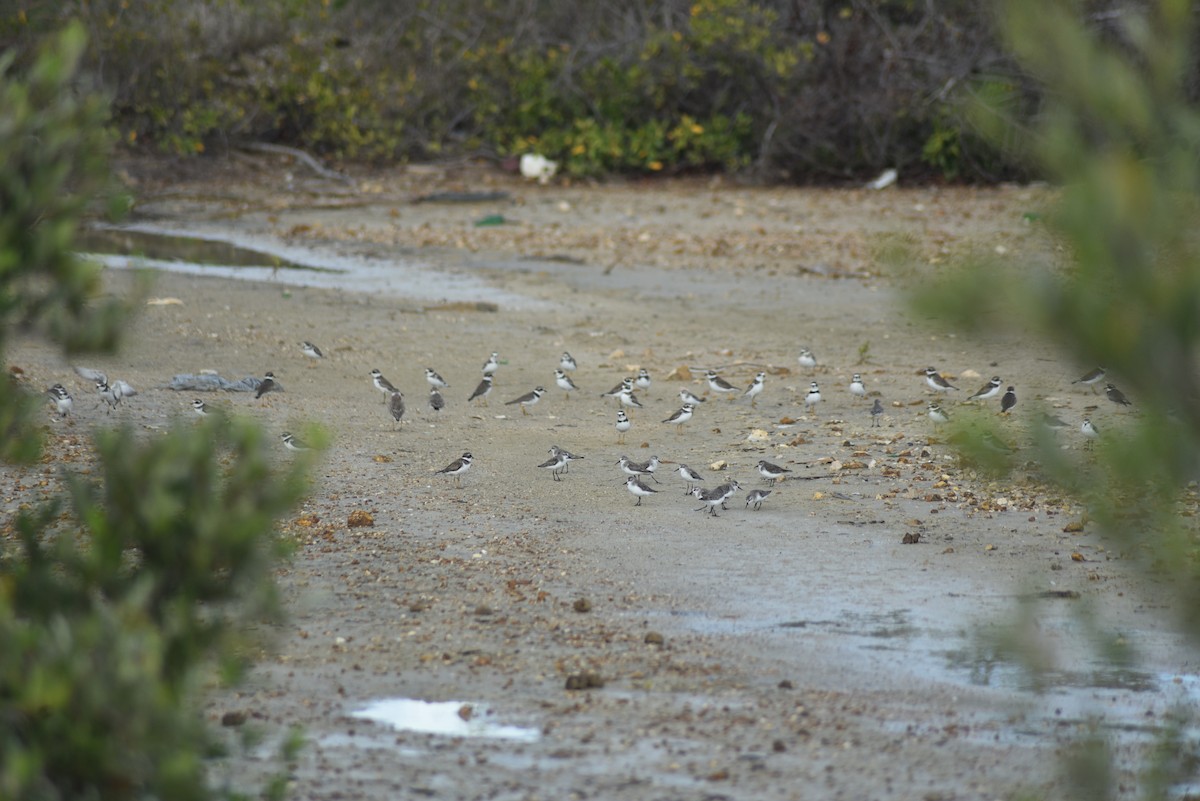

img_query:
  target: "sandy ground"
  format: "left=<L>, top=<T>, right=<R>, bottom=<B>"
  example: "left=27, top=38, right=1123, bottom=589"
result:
left=7, top=155, right=1198, bottom=800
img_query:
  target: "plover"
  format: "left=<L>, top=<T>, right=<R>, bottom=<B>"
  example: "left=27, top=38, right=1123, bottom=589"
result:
left=255, top=372, right=281, bottom=400
left=371, top=369, right=397, bottom=400
left=481, top=352, right=500, bottom=375
left=1072, top=367, right=1106, bottom=392
left=435, top=452, right=473, bottom=486
left=96, top=380, right=121, bottom=412
left=602, top=377, right=634, bottom=401
left=797, top=348, right=817, bottom=372
left=744, top=371, right=766, bottom=407
left=615, top=410, right=632, bottom=443
left=705, top=369, right=739, bottom=400
left=746, top=489, right=772, bottom=510
left=756, top=459, right=792, bottom=484
left=504, top=386, right=545, bottom=416
left=74, top=366, right=136, bottom=401
left=661, top=403, right=694, bottom=434
left=927, top=401, right=950, bottom=425
left=429, top=387, right=445, bottom=412
left=1000, top=386, right=1017, bottom=414
left=281, top=432, right=311, bottom=451
left=680, top=387, right=706, bottom=405
left=301, top=341, right=323, bottom=361
left=388, top=390, right=405, bottom=428
left=803, top=381, right=822, bottom=412
left=47, top=384, right=73, bottom=418
left=560, top=352, right=577, bottom=372
left=849, top=373, right=866, bottom=400
left=425, top=368, right=450, bottom=389
left=676, top=463, right=704, bottom=494
left=870, top=398, right=884, bottom=427
left=1105, top=383, right=1131, bottom=407
left=87, top=371, right=136, bottom=412
left=618, top=389, right=645, bottom=412
left=538, top=451, right=568, bottom=481
left=554, top=369, right=578, bottom=400
left=924, top=367, right=959, bottom=393
left=1039, top=411, right=1069, bottom=431
left=635, top=368, right=652, bottom=395
left=191, top=398, right=208, bottom=417
left=467, top=375, right=494, bottom=406
left=1081, top=418, right=1100, bottom=447
left=969, top=376, right=1002, bottom=401
left=625, top=475, right=658, bottom=506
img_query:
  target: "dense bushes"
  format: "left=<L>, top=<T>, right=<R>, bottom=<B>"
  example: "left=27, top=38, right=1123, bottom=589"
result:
left=0, top=1, right=1174, bottom=182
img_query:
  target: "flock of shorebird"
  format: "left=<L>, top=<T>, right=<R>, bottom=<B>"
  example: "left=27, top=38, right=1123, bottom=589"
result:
left=46, top=339, right=1126, bottom=514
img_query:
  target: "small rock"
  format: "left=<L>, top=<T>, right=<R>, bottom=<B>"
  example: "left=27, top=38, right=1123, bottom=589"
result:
left=564, top=671, right=604, bottom=691
left=902, top=532, right=921, bottom=544
left=572, top=598, right=592, bottom=613
left=221, top=711, right=247, bottom=727
left=777, top=679, right=794, bottom=690
left=644, top=631, right=664, bottom=645
left=347, top=510, right=374, bottom=528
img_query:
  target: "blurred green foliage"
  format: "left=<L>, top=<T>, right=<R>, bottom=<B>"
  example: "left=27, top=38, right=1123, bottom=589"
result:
left=0, top=22, right=310, bottom=800
left=0, top=0, right=1037, bottom=180
left=0, top=21, right=131, bottom=462
left=915, top=0, right=1200, bottom=795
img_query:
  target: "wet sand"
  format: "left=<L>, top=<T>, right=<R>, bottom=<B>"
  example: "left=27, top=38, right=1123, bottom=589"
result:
left=9, top=157, right=1196, bottom=799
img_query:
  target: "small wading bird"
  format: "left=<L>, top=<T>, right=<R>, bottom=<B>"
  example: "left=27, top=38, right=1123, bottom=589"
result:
left=555, top=369, right=578, bottom=400
left=255, top=372, right=281, bottom=400
left=48, top=384, right=73, bottom=418
left=615, top=410, right=631, bottom=443
left=797, top=348, right=817, bottom=373
left=281, top=432, right=311, bottom=451
left=625, top=475, right=657, bottom=506
left=505, top=386, right=545, bottom=416
left=746, top=489, right=771, bottom=511
left=468, top=375, right=493, bottom=406
left=705, top=370, right=740, bottom=400
left=969, top=376, right=1002, bottom=401
left=538, top=451, right=568, bottom=481
left=924, top=367, right=959, bottom=393
left=301, top=341, right=323, bottom=362
left=1072, top=367, right=1106, bottom=393
left=848, top=373, right=866, bottom=400
left=661, top=403, right=694, bottom=435
left=388, top=391, right=405, bottom=429
left=744, top=372, right=766, bottom=407
left=371, top=368, right=397, bottom=400
left=435, top=452, right=473, bottom=486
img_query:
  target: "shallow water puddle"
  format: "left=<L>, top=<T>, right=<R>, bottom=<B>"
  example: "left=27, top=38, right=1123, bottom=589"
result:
left=81, top=222, right=550, bottom=308
left=351, top=698, right=540, bottom=742
left=76, top=227, right=330, bottom=273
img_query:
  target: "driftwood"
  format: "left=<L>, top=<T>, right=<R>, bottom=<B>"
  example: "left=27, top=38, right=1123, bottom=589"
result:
left=238, top=142, right=355, bottom=185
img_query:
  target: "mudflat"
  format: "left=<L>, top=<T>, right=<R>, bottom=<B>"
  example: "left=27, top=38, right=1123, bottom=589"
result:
left=10, top=155, right=1193, bottom=800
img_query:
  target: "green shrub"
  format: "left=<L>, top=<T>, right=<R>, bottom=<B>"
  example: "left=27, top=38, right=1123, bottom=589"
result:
left=0, top=23, right=311, bottom=800
left=0, top=0, right=1043, bottom=180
